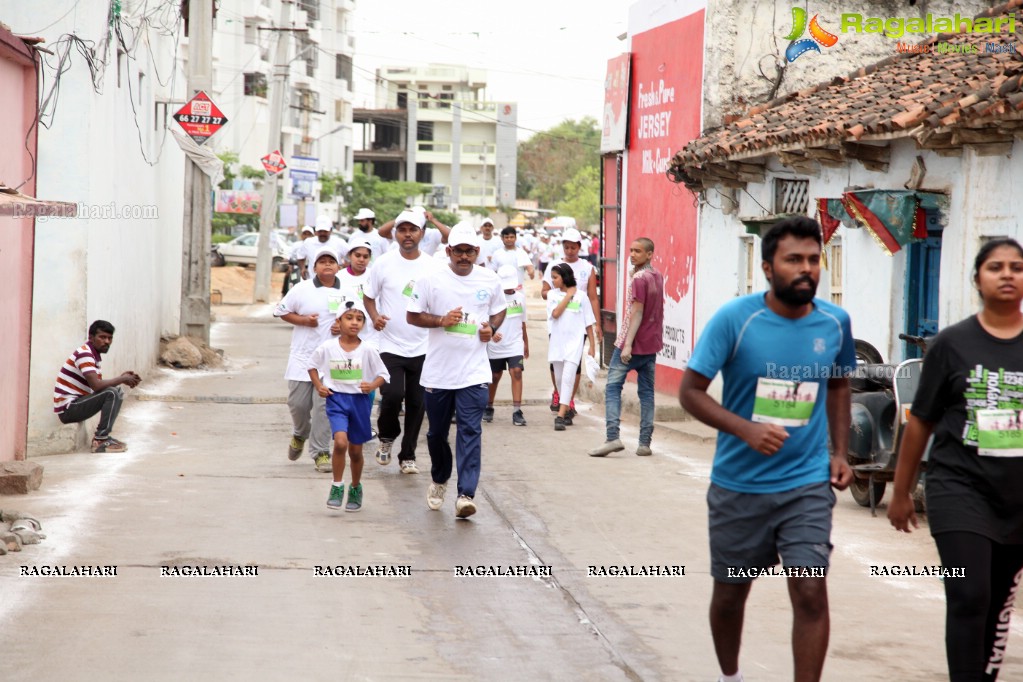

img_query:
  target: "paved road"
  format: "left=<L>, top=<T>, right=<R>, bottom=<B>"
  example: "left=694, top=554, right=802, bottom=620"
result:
left=2, top=291, right=1022, bottom=680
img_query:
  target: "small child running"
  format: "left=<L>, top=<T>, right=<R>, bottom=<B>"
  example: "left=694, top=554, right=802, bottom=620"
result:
left=307, top=297, right=389, bottom=512
left=546, top=263, right=597, bottom=431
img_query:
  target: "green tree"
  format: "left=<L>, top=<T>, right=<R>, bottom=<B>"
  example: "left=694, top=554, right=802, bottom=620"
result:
left=517, top=117, right=600, bottom=211
left=556, top=165, right=600, bottom=229
left=239, top=164, right=263, bottom=180
left=319, top=171, right=344, bottom=202
left=431, top=209, right=460, bottom=226
left=216, top=150, right=240, bottom=190
left=340, top=170, right=430, bottom=224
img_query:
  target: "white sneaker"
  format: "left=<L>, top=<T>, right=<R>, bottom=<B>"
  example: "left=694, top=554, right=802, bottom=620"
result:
left=400, top=459, right=419, bottom=474
left=427, top=482, right=446, bottom=510
left=455, top=495, right=477, bottom=518
left=375, top=440, right=393, bottom=465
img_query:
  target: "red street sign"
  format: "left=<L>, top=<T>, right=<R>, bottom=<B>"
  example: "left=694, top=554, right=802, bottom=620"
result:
left=261, top=150, right=287, bottom=176
left=173, top=91, right=228, bottom=145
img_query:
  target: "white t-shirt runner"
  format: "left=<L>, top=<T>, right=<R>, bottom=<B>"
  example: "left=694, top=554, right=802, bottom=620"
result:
left=273, top=277, right=345, bottom=381
left=409, top=265, right=507, bottom=390
left=336, top=267, right=378, bottom=349
left=365, top=249, right=442, bottom=357
left=489, top=247, right=533, bottom=287
left=546, top=289, right=596, bottom=362
left=477, top=235, right=502, bottom=266
left=349, top=228, right=389, bottom=263
left=542, top=257, right=597, bottom=332
left=298, top=235, right=349, bottom=277
left=307, top=338, right=390, bottom=394
left=542, top=257, right=596, bottom=292
left=488, top=291, right=526, bottom=359
left=387, top=227, right=445, bottom=257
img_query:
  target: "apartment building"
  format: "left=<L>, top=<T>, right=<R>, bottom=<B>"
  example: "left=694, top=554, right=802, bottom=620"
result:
left=354, top=64, right=517, bottom=210
left=213, top=0, right=356, bottom=215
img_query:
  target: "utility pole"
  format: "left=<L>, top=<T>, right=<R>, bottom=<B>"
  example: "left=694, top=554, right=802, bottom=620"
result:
left=254, top=1, right=293, bottom=303
left=180, top=0, right=214, bottom=341
left=296, top=88, right=312, bottom=229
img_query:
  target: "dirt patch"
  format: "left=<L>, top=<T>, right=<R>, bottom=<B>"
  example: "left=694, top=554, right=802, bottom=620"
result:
left=211, top=266, right=284, bottom=305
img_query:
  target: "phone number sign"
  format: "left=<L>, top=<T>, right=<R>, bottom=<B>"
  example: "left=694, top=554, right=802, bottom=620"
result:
left=173, top=91, right=228, bottom=145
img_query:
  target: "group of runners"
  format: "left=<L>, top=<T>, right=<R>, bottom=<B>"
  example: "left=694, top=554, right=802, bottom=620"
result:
left=52, top=209, right=1023, bottom=680
left=273, top=207, right=607, bottom=518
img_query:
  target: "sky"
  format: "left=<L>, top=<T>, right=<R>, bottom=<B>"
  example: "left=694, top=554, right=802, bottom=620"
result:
left=352, top=0, right=634, bottom=140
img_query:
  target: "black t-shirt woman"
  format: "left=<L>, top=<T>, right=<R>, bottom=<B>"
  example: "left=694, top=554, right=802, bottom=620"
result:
left=890, top=238, right=1023, bottom=682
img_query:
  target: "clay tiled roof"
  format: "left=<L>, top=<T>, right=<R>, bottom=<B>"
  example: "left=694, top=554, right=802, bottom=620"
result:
left=671, top=0, right=1023, bottom=191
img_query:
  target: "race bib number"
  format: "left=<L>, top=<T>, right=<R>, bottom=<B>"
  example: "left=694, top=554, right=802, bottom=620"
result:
left=506, top=303, right=524, bottom=318
left=975, top=409, right=1023, bottom=456
left=566, top=300, right=582, bottom=313
left=445, top=311, right=480, bottom=337
left=329, top=359, right=363, bottom=382
left=402, top=281, right=415, bottom=298
left=327, top=293, right=344, bottom=314
left=751, top=378, right=818, bottom=427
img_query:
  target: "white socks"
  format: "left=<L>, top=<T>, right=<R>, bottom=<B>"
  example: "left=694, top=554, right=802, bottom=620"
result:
left=719, top=673, right=743, bottom=682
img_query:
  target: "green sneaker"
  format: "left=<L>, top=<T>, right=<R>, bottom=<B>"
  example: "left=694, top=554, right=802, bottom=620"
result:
left=288, top=435, right=306, bottom=461
left=345, top=483, right=363, bottom=512
left=326, top=484, right=344, bottom=510
left=314, top=452, right=332, bottom=473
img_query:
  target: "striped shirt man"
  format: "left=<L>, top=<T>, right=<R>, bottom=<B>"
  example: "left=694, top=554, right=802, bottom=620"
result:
left=53, top=343, right=101, bottom=414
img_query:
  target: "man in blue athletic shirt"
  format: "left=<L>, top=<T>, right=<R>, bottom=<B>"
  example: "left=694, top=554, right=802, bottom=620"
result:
left=679, top=216, right=855, bottom=682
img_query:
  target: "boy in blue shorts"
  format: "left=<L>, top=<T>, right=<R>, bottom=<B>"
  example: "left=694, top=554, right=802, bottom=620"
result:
left=308, top=297, right=389, bottom=512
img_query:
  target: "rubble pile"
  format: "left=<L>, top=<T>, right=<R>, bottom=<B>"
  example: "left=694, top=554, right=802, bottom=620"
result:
left=0, top=510, right=45, bottom=556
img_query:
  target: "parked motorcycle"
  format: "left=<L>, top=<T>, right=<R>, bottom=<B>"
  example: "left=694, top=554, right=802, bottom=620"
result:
left=842, top=333, right=931, bottom=515
left=281, top=257, right=302, bottom=296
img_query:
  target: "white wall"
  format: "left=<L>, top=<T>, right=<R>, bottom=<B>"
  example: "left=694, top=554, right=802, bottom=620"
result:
left=694, top=138, right=1023, bottom=366
left=0, top=1, right=186, bottom=453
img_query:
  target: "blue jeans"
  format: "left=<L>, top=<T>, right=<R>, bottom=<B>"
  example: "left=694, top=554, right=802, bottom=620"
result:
left=424, top=384, right=488, bottom=498
left=604, top=348, right=656, bottom=445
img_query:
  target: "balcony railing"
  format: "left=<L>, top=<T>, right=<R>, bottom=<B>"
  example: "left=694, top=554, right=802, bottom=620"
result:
left=416, top=141, right=452, bottom=153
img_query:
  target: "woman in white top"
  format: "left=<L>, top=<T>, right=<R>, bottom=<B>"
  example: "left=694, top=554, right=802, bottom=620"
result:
left=546, top=263, right=597, bottom=431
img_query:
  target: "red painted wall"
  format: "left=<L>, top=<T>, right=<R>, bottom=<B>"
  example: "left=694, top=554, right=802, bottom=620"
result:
left=0, top=29, right=38, bottom=461
left=624, top=11, right=705, bottom=397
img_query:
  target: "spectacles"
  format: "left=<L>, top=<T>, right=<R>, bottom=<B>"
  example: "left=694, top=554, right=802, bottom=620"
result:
left=450, top=247, right=478, bottom=256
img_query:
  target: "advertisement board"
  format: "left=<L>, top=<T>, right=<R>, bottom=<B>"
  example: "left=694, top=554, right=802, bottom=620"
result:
left=600, top=53, right=631, bottom=153
left=624, top=4, right=705, bottom=392
left=215, top=190, right=261, bottom=215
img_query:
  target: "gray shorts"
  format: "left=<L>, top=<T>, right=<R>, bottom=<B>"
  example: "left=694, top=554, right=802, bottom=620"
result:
left=707, top=481, right=835, bottom=583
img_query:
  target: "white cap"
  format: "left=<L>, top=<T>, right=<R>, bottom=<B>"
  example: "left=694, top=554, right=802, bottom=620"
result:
left=354, top=208, right=375, bottom=221
left=481, top=218, right=495, bottom=227
left=561, top=227, right=583, bottom=244
left=394, top=209, right=427, bottom=229
left=315, top=215, right=333, bottom=232
left=335, top=293, right=369, bottom=320
left=300, top=225, right=315, bottom=235
left=497, top=264, right=519, bottom=290
left=447, top=223, right=480, bottom=248
left=347, top=236, right=373, bottom=254
left=311, top=245, right=339, bottom=265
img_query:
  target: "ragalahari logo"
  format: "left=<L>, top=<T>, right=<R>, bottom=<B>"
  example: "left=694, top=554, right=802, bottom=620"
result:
left=783, top=8, right=839, bottom=62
